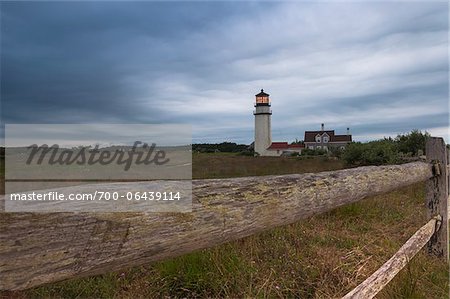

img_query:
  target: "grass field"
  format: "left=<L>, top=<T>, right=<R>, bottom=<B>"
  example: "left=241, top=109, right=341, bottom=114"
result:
left=2, top=154, right=449, bottom=298
left=192, top=153, right=345, bottom=179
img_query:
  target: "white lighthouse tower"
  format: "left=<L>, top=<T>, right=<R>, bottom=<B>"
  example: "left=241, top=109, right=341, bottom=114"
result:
left=254, top=89, right=272, bottom=156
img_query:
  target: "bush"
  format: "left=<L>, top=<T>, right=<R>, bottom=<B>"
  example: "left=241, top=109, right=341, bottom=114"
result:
left=328, top=146, right=344, bottom=159
left=238, top=149, right=255, bottom=156
left=301, top=148, right=327, bottom=156
left=395, top=130, right=430, bottom=156
left=343, top=140, right=400, bottom=166
left=342, top=130, right=433, bottom=166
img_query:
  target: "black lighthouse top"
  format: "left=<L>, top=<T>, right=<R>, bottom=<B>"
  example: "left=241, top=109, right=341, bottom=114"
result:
left=255, top=89, right=270, bottom=106
left=255, top=89, right=269, bottom=97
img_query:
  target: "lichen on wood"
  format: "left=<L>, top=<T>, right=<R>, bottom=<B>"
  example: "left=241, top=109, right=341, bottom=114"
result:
left=0, top=162, right=433, bottom=290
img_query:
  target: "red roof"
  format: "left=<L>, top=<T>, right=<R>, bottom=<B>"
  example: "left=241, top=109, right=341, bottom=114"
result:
left=267, top=142, right=305, bottom=150
left=287, top=144, right=304, bottom=148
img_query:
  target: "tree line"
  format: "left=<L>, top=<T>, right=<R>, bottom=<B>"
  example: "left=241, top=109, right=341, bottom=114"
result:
left=192, top=142, right=250, bottom=153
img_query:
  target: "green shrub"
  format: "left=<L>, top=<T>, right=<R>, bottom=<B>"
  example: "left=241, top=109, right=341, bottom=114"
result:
left=342, top=130, right=433, bottom=166
left=343, top=140, right=400, bottom=166
left=395, top=130, right=430, bottom=156
left=328, top=146, right=344, bottom=159
left=238, top=149, right=255, bottom=156
left=301, top=148, right=327, bottom=156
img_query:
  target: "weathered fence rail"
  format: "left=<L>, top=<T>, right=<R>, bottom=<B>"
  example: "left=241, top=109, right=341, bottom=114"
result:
left=0, top=137, right=448, bottom=294
left=343, top=216, right=441, bottom=299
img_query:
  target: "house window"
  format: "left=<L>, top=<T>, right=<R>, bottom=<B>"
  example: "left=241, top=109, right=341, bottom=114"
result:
left=315, top=135, right=321, bottom=142
left=316, top=146, right=321, bottom=149
left=323, top=136, right=329, bottom=143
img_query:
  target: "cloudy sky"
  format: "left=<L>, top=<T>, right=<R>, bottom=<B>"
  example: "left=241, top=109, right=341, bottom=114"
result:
left=1, top=1, right=448, bottom=144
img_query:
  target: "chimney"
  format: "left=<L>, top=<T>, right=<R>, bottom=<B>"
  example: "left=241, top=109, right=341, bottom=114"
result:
left=321, top=123, right=324, bottom=132
left=347, top=127, right=350, bottom=136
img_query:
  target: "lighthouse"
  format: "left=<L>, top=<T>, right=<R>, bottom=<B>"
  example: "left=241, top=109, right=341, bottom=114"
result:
left=254, top=89, right=272, bottom=156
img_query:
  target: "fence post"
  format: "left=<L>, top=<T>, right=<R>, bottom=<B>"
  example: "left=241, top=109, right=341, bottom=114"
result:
left=425, top=137, right=449, bottom=261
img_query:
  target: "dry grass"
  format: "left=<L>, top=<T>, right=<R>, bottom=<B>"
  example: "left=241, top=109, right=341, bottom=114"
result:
left=1, top=154, right=449, bottom=298
left=192, top=153, right=345, bottom=179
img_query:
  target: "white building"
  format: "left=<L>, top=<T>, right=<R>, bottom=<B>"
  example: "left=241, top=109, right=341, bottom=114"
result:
left=304, top=124, right=352, bottom=151
left=253, top=89, right=304, bottom=156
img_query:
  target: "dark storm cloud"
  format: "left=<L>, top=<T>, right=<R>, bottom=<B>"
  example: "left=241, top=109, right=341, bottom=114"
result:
left=1, top=1, right=448, bottom=143
left=1, top=2, right=250, bottom=123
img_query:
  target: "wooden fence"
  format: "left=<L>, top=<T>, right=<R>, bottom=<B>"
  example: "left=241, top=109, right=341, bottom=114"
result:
left=0, top=137, right=448, bottom=296
left=343, top=137, right=449, bottom=298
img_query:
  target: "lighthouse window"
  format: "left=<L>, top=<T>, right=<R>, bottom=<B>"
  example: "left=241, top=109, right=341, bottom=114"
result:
left=256, top=96, right=269, bottom=104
